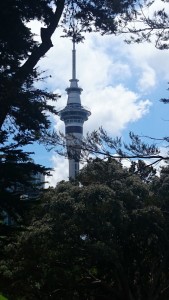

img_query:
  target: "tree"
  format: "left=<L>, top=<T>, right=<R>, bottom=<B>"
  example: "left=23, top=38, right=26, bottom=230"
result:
left=117, top=0, right=169, bottom=50
left=1, top=158, right=169, bottom=300
left=0, top=0, right=61, bottom=227
left=0, top=147, right=51, bottom=232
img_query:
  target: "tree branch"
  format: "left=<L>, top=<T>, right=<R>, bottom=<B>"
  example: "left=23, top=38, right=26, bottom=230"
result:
left=0, top=0, right=65, bottom=129
left=16, top=0, right=65, bottom=80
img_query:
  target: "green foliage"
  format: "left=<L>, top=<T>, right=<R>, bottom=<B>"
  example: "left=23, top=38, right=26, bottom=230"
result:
left=1, top=158, right=169, bottom=300
left=0, top=0, right=59, bottom=141
left=0, top=0, right=60, bottom=225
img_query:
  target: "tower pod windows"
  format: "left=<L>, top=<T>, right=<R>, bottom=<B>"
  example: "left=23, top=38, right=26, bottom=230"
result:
left=66, top=126, right=83, bottom=134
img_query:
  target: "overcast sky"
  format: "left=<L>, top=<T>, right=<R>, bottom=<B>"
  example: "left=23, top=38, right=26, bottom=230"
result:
left=28, top=1, right=169, bottom=186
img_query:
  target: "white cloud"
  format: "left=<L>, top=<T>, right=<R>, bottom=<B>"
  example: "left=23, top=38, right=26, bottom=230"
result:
left=83, top=85, right=151, bottom=135
left=122, top=38, right=169, bottom=90
left=46, top=155, right=68, bottom=187
left=138, top=65, right=156, bottom=92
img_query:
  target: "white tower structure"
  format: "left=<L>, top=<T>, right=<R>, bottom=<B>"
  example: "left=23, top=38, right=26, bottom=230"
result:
left=59, top=41, right=91, bottom=179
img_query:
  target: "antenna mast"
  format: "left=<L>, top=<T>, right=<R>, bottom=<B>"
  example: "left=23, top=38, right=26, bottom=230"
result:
left=72, top=38, right=76, bottom=80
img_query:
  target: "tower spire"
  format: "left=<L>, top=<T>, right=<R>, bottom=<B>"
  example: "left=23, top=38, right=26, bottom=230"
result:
left=72, top=40, right=76, bottom=80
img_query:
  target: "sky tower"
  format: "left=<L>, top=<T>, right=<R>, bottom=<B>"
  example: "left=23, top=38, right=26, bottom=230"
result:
left=59, top=41, right=91, bottom=179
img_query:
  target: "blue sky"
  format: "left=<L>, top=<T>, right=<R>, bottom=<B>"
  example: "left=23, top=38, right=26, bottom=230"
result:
left=28, top=1, right=169, bottom=185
